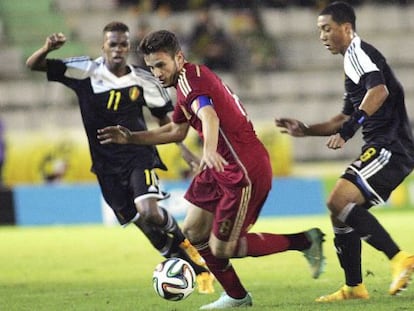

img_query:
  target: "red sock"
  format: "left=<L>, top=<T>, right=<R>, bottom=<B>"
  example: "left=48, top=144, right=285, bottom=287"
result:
left=244, top=233, right=290, bottom=256
left=199, top=247, right=247, bottom=299
left=243, top=232, right=310, bottom=257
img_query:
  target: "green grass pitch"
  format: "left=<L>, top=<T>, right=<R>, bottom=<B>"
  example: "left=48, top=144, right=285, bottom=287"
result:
left=1, top=208, right=413, bottom=310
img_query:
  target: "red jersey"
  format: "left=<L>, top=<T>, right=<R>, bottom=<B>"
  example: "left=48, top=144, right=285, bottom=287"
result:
left=172, top=62, right=272, bottom=242
left=172, top=62, right=268, bottom=173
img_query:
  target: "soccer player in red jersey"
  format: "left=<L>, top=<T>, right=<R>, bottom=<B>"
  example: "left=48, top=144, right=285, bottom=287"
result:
left=25, top=22, right=214, bottom=294
left=98, top=30, right=325, bottom=309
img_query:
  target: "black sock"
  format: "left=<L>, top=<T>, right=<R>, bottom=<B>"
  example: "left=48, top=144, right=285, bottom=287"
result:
left=160, top=207, right=210, bottom=274
left=159, top=206, right=186, bottom=244
left=134, top=219, right=207, bottom=274
left=342, top=205, right=400, bottom=259
left=334, top=229, right=362, bottom=286
left=134, top=219, right=167, bottom=250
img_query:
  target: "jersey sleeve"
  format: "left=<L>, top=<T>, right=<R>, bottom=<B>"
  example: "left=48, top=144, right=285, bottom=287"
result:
left=46, top=59, right=67, bottom=82
left=47, top=57, right=95, bottom=83
left=136, top=69, right=174, bottom=118
left=344, top=38, right=385, bottom=89
left=342, top=92, right=354, bottom=115
left=172, top=104, right=188, bottom=124
left=360, top=70, right=385, bottom=90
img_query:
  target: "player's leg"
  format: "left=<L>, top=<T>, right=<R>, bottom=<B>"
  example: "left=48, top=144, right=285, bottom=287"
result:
left=338, top=148, right=414, bottom=296
left=207, top=182, right=325, bottom=279
left=183, top=203, right=252, bottom=308
left=317, top=148, right=414, bottom=301
left=316, top=211, right=369, bottom=302
left=132, top=216, right=209, bottom=272
left=316, top=178, right=389, bottom=301
left=130, top=168, right=214, bottom=293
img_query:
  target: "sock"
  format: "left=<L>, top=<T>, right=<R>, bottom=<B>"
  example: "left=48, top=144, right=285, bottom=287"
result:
left=159, top=206, right=186, bottom=244
left=334, top=227, right=362, bottom=286
left=199, top=246, right=247, bottom=299
left=238, top=232, right=310, bottom=257
left=134, top=219, right=208, bottom=275
left=134, top=219, right=167, bottom=250
left=339, top=204, right=400, bottom=259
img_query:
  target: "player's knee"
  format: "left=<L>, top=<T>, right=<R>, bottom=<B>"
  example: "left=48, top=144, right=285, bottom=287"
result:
left=209, top=238, right=236, bottom=258
left=326, top=196, right=347, bottom=217
left=326, top=197, right=339, bottom=216
left=210, top=245, right=233, bottom=259
left=182, top=225, right=208, bottom=245
left=135, top=204, right=161, bottom=224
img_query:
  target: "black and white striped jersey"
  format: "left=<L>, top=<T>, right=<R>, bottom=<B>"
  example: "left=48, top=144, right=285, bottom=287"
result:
left=46, top=56, right=173, bottom=175
left=342, top=35, right=414, bottom=162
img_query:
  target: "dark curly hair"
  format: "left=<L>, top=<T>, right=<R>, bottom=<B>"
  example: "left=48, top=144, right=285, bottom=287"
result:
left=103, top=21, right=129, bottom=34
left=138, top=30, right=181, bottom=57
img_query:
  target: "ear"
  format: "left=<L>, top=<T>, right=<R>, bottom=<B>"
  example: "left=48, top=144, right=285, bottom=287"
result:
left=344, top=22, right=354, bottom=36
left=175, top=51, right=185, bottom=66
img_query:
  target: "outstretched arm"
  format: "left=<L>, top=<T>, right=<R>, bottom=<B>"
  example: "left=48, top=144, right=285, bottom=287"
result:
left=26, top=33, right=66, bottom=71
left=156, top=114, right=200, bottom=171
left=327, top=84, right=388, bottom=149
left=275, top=113, right=348, bottom=137
left=97, top=121, right=190, bottom=145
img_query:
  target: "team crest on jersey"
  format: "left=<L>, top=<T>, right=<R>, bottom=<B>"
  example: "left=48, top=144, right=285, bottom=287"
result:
left=129, top=86, right=140, bottom=101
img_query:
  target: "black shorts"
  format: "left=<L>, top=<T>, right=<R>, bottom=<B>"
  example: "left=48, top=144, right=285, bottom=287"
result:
left=342, top=146, right=413, bottom=208
left=97, top=167, right=169, bottom=225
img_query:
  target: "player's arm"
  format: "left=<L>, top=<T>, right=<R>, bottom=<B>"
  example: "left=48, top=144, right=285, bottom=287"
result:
left=156, top=114, right=200, bottom=170
left=196, top=104, right=228, bottom=172
left=327, top=84, right=388, bottom=149
left=276, top=113, right=348, bottom=137
left=26, top=33, right=66, bottom=71
left=358, top=84, right=388, bottom=116
left=97, top=121, right=189, bottom=145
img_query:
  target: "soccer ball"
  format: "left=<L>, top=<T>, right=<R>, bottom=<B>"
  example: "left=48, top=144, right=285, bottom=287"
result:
left=152, top=257, right=196, bottom=301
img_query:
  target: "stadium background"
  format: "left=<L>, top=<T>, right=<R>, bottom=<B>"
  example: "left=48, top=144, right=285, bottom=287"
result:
left=0, top=0, right=413, bottom=225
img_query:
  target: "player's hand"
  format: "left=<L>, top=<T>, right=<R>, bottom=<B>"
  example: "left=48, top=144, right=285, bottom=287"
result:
left=178, top=143, right=201, bottom=173
left=45, top=33, right=66, bottom=51
left=199, top=151, right=228, bottom=173
left=275, top=117, right=308, bottom=137
left=97, top=125, right=132, bottom=144
left=326, top=133, right=345, bottom=150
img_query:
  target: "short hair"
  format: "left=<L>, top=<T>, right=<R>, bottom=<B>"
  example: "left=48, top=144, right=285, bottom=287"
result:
left=138, top=30, right=181, bottom=57
left=103, top=21, right=129, bottom=33
left=319, top=1, right=356, bottom=30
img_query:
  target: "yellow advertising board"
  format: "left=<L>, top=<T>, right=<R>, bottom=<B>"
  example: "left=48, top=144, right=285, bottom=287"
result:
left=2, top=122, right=292, bottom=185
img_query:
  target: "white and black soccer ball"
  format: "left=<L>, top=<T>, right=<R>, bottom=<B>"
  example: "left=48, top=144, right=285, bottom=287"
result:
left=152, top=257, right=196, bottom=301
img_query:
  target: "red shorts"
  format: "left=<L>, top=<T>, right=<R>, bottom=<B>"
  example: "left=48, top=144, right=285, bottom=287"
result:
left=184, top=149, right=272, bottom=242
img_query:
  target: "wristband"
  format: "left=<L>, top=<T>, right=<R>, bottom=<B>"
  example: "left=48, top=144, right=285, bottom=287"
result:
left=338, top=109, right=368, bottom=141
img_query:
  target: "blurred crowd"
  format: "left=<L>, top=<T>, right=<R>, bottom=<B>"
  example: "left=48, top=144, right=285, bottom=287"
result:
left=118, top=0, right=409, bottom=11
left=124, top=0, right=409, bottom=73
left=129, top=5, right=283, bottom=72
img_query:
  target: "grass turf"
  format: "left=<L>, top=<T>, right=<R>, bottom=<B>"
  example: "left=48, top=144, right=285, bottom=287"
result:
left=1, top=208, right=413, bottom=310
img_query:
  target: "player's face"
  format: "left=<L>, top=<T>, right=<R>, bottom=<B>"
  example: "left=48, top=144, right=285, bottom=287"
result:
left=144, top=51, right=184, bottom=88
left=317, top=15, right=352, bottom=55
left=102, top=31, right=130, bottom=73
